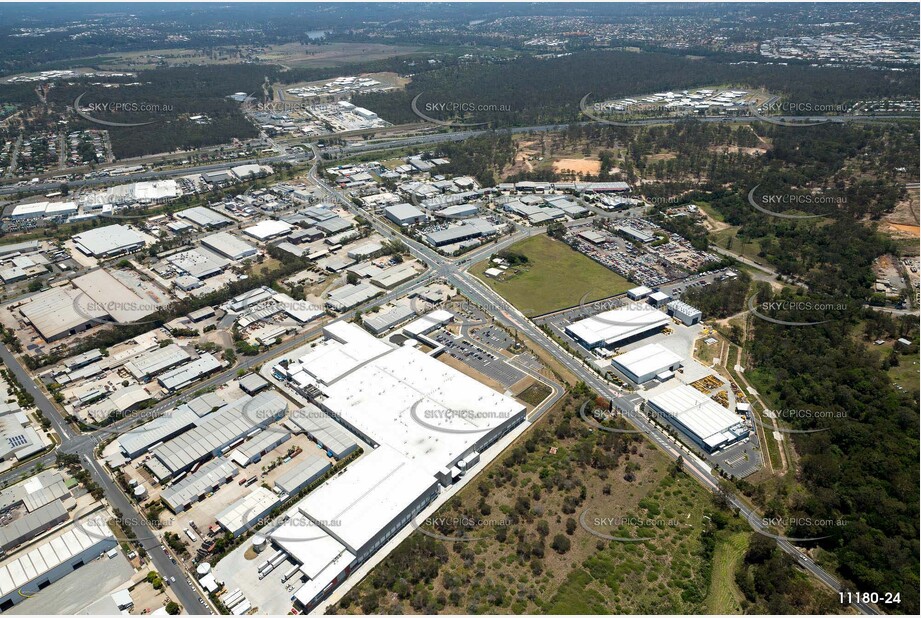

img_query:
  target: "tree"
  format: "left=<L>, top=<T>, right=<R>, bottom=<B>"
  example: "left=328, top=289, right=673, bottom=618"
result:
left=165, top=602, right=181, bottom=615
left=551, top=534, right=571, bottom=554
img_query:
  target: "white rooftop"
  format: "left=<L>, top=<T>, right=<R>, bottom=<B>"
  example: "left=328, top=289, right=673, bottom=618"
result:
left=612, top=343, right=683, bottom=380
left=567, top=304, right=669, bottom=347
left=216, top=487, right=279, bottom=533
left=647, top=384, right=747, bottom=449
left=271, top=517, right=354, bottom=580
left=72, top=224, right=145, bottom=256
left=321, top=341, right=526, bottom=472
left=295, top=445, right=437, bottom=553
left=243, top=220, right=293, bottom=241
left=289, top=321, right=392, bottom=386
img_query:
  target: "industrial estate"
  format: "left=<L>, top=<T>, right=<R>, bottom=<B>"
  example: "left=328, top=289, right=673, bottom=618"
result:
left=0, top=2, right=916, bottom=617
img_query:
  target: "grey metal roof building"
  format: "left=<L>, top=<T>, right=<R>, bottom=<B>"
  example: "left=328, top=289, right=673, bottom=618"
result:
left=167, top=248, right=229, bottom=279
left=0, top=500, right=68, bottom=552
left=616, top=225, right=655, bottom=244
left=124, top=344, right=191, bottom=381
left=176, top=206, right=232, bottom=229
left=160, top=457, right=239, bottom=513
left=667, top=300, right=703, bottom=325
left=424, top=219, right=497, bottom=247
left=325, top=282, right=381, bottom=311
left=200, top=232, right=258, bottom=261
left=19, top=287, right=107, bottom=342
left=157, top=353, right=222, bottom=392
left=274, top=454, right=332, bottom=496
left=646, top=385, right=749, bottom=454
left=72, top=224, right=146, bottom=257
left=149, top=392, right=286, bottom=479
left=229, top=428, right=290, bottom=466
left=611, top=343, right=683, bottom=384
left=288, top=403, right=358, bottom=460
left=384, top=203, right=426, bottom=226
left=216, top=487, right=279, bottom=537
left=238, top=373, right=269, bottom=395
left=0, top=516, right=116, bottom=609
left=361, top=303, right=416, bottom=334
left=117, top=408, right=199, bottom=459
left=314, top=217, right=352, bottom=235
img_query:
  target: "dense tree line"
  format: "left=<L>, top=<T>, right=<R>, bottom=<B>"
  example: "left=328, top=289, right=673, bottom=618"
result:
left=352, top=50, right=918, bottom=127
left=682, top=271, right=752, bottom=318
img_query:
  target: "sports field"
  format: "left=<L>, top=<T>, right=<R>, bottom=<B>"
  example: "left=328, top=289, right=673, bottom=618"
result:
left=471, top=234, right=632, bottom=316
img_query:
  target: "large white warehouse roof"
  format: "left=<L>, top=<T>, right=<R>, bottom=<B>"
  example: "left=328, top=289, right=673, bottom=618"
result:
left=566, top=304, right=669, bottom=348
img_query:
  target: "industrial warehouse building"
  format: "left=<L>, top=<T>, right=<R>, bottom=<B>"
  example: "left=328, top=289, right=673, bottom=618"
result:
left=423, top=218, right=497, bottom=247
left=161, top=457, right=239, bottom=513
left=646, top=385, right=749, bottom=453
left=244, top=220, right=293, bottom=241
left=611, top=343, right=683, bottom=384
left=229, top=428, right=290, bottom=467
left=217, top=487, right=279, bottom=537
left=648, top=291, right=672, bottom=307
left=287, top=403, right=359, bottom=460
left=157, top=353, right=222, bottom=392
left=273, top=453, right=332, bottom=496
left=167, top=248, right=230, bottom=280
left=146, top=391, right=286, bottom=481
left=627, top=285, right=653, bottom=300
left=269, top=321, right=526, bottom=611
left=124, top=343, right=191, bottom=381
left=361, top=302, right=416, bottom=334
left=565, top=304, right=670, bottom=349
left=176, top=206, right=232, bottom=229
left=383, top=203, right=426, bottom=226
left=18, top=269, right=158, bottom=342
left=201, top=232, right=258, bottom=261
left=72, top=224, right=146, bottom=258
left=0, top=516, right=116, bottom=610
left=0, top=501, right=68, bottom=553
left=667, top=299, right=703, bottom=325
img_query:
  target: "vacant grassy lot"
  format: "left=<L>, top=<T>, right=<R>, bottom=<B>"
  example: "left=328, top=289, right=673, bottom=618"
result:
left=705, top=532, right=749, bottom=614
left=471, top=235, right=632, bottom=316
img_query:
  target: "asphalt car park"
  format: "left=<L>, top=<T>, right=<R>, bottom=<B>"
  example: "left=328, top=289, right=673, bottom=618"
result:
left=432, top=329, right=526, bottom=388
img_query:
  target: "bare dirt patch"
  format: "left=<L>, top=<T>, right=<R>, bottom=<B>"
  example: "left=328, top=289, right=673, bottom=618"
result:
left=552, top=158, right=601, bottom=175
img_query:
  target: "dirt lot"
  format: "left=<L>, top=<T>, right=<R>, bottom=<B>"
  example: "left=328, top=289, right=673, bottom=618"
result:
left=553, top=158, right=601, bottom=175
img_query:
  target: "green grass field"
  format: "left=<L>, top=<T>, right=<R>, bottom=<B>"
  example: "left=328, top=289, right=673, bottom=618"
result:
left=705, top=532, right=749, bottom=614
left=471, top=235, right=632, bottom=316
